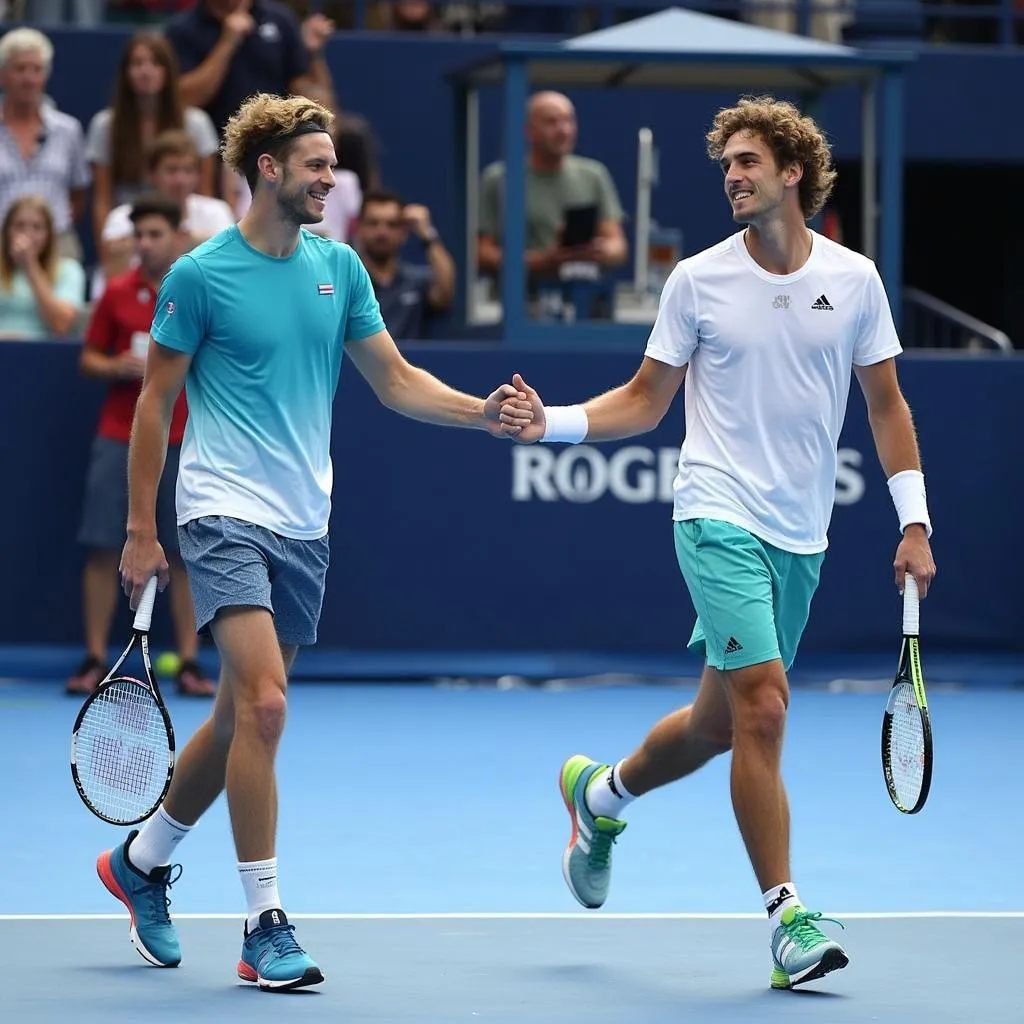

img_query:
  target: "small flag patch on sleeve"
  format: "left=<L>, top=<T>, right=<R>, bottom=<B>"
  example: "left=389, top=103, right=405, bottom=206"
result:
left=317, top=283, right=334, bottom=296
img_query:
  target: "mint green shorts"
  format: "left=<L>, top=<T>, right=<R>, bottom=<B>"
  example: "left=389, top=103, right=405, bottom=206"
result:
left=673, top=518, right=824, bottom=672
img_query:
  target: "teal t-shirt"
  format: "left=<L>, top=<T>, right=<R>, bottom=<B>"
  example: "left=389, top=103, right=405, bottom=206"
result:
left=151, top=226, right=385, bottom=539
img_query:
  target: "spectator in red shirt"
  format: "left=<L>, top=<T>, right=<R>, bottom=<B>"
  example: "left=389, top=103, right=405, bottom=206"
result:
left=67, top=193, right=215, bottom=698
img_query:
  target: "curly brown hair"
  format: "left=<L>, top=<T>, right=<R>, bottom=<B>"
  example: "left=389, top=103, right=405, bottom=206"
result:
left=221, top=93, right=335, bottom=193
left=705, top=96, right=837, bottom=221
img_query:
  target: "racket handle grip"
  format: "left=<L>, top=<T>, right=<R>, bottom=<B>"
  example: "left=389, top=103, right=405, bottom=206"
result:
left=134, top=576, right=158, bottom=634
left=902, top=574, right=920, bottom=636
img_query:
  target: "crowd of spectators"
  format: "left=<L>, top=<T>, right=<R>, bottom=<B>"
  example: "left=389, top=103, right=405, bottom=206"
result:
left=0, top=12, right=457, bottom=343
left=0, top=0, right=653, bottom=341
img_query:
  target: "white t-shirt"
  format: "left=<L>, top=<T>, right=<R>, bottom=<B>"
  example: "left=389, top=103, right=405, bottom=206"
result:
left=103, top=193, right=235, bottom=243
left=85, top=107, right=219, bottom=207
left=93, top=194, right=236, bottom=300
left=645, top=230, right=902, bottom=554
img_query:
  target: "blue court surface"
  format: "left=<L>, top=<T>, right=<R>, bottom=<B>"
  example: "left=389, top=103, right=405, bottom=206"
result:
left=3, top=665, right=1023, bottom=1022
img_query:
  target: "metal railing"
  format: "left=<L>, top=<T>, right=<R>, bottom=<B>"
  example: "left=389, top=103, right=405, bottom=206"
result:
left=903, top=287, right=1014, bottom=353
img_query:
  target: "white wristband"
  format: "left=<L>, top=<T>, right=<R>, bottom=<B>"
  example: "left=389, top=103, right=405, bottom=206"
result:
left=541, top=405, right=589, bottom=444
left=887, top=469, right=933, bottom=538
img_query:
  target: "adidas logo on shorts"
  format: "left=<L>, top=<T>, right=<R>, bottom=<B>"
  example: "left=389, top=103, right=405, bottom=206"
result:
left=725, top=637, right=744, bottom=654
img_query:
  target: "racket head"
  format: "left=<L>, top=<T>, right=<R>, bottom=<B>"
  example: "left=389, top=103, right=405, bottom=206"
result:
left=881, top=637, right=934, bottom=814
left=70, top=621, right=176, bottom=826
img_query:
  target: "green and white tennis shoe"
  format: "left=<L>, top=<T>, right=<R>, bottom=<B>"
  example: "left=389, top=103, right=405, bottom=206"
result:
left=558, top=754, right=626, bottom=909
left=770, top=905, right=849, bottom=989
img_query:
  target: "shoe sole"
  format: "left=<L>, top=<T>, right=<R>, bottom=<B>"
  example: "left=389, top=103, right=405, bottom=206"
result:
left=773, top=947, right=850, bottom=990
left=96, top=851, right=180, bottom=968
left=237, top=961, right=325, bottom=991
left=559, top=756, right=602, bottom=910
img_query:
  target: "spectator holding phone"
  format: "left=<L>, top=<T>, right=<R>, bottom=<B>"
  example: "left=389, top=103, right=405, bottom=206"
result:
left=477, top=91, right=627, bottom=282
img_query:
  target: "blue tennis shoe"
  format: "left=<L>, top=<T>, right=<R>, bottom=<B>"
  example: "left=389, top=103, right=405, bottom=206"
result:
left=237, top=909, right=324, bottom=991
left=97, top=829, right=182, bottom=967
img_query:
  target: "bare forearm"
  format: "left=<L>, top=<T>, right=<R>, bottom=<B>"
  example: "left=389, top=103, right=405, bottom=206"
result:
left=600, top=234, right=628, bottom=268
left=868, top=398, right=922, bottom=477
left=426, top=242, right=455, bottom=308
left=382, top=364, right=486, bottom=429
left=179, top=38, right=238, bottom=108
left=80, top=348, right=126, bottom=381
left=293, top=54, right=332, bottom=94
left=127, top=386, right=173, bottom=535
left=580, top=382, right=665, bottom=441
left=526, top=247, right=556, bottom=275
left=25, top=263, right=77, bottom=334
left=477, top=236, right=502, bottom=273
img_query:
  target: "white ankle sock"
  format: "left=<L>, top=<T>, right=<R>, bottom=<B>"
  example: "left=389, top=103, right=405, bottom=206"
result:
left=239, top=858, right=281, bottom=933
left=128, top=807, right=192, bottom=875
left=584, top=760, right=635, bottom=819
left=763, top=882, right=801, bottom=932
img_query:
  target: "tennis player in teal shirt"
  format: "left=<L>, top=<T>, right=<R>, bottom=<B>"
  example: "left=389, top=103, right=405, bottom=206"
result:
left=99, top=92, right=534, bottom=992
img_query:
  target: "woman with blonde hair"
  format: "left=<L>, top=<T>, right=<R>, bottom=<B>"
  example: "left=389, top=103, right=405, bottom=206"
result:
left=86, top=32, right=218, bottom=250
left=0, top=195, right=85, bottom=340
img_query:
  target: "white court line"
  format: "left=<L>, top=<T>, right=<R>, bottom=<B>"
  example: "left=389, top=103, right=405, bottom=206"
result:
left=2, top=911, right=1023, bottom=922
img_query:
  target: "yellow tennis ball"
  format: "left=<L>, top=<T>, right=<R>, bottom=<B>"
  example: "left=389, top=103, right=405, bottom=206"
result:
left=154, top=653, right=181, bottom=678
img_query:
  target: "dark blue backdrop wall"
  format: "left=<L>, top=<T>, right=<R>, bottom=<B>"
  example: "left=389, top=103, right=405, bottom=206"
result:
left=3, top=342, right=1021, bottom=654
left=35, top=28, right=1024, bottom=271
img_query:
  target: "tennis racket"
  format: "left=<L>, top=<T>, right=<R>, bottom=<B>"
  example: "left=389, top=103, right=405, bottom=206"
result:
left=70, top=576, right=175, bottom=825
left=880, top=574, right=933, bottom=814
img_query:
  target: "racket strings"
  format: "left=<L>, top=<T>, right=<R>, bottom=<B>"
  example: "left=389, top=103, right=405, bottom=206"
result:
left=75, top=677, right=171, bottom=823
left=886, top=680, right=926, bottom=807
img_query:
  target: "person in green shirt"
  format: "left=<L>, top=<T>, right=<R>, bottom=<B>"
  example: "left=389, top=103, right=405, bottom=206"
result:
left=477, top=91, right=628, bottom=287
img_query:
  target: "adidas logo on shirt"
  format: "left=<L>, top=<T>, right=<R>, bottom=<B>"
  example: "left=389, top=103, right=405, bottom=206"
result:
left=810, top=294, right=834, bottom=310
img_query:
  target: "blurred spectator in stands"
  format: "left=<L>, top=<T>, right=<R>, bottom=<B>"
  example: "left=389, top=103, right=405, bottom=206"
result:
left=0, top=194, right=85, bottom=340
left=164, top=0, right=382, bottom=195
left=224, top=159, right=361, bottom=242
left=477, top=91, right=627, bottom=288
left=87, top=32, right=219, bottom=255
left=742, top=0, right=850, bottom=43
left=67, top=192, right=216, bottom=698
left=0, top=29, right=91, bottom=262
left=482, top=3, right=588, bottom=34
left=436, top=2, right=512, bottom=34
left=165, top=0, right=336, bottom=136
left=374, top=0, right=445, bottom=31
left=20, top=0, right=104, bottom=27
left=97, top=129, right=235, bottom=296
left=335, top=110, right=381, bottom=194
left=354, top=189, right=454, bottom=341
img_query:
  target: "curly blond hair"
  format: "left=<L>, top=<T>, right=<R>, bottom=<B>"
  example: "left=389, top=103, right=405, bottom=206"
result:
left=221, top=93, right=335, bottom=191
left=705, top=95, right=837, bottom=221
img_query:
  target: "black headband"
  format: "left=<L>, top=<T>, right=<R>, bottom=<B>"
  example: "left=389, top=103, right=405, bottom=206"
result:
left=245, top=121, right=330, bottom=163
left=273, top=121, right=330, bottom=143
